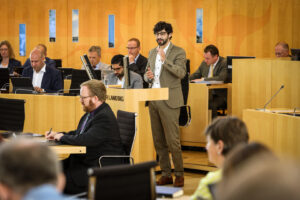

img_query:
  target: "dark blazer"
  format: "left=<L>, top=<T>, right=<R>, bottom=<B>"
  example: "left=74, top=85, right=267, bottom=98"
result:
left=0, top=58, right=21, bottom=74
left=22, top=57, right=56, bottom=69
left=144, top=42, right=186, bottom=108
left=22, top=65, right=62, bottom=93
left=128, top=54, right=148, bottom=88
left=60, top=102, right=124, bottom=188
left=189, top=56, right=228, bottom=81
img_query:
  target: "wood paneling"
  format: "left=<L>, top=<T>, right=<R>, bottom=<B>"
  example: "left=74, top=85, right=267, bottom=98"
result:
left=232, top=59, right=300, bottom=118
left=1, top=0, right=299, bottom=72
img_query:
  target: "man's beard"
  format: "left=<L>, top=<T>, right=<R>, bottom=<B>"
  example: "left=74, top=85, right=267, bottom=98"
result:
left=82, top=99, right=94, bottom=112
left=156, top=38, right=168, bottom=46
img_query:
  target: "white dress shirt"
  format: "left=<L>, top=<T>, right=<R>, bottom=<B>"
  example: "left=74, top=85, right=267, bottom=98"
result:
left=152, top=42, right=171, bottom=88
left=32, top=65, right=46, bottom=88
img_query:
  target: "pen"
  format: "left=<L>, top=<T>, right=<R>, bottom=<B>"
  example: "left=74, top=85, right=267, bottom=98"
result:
left=48, top=128, right=52, bottom=136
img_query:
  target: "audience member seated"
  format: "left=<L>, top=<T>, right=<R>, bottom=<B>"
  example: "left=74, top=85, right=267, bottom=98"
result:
left=190, top=116, right=249, bottom=200
left=22, top=48, right=63, bottom=93
left=222, top=142, right=276, bottom=181
left=127, top=38, right=148, bottom=88
left=0, top=139, right=67, bottom=200
left=0, top=40, right=21, bottom=75
left=46, top=80, right=125, bottom=194
left=22, top=44, right=56, bottom=69
left=189, top=44, right=228, bottom=118
left=82, top=46, right=110, bottom=71
left=275, top=41, right=291, bottom=57
left=106, top=54, right=143, bottom=88
left=216, top=155, right=300, bottom=200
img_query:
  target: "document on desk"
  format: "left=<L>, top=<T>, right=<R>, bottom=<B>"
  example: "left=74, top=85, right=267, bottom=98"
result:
left=191, top=80, right=224, bottom=84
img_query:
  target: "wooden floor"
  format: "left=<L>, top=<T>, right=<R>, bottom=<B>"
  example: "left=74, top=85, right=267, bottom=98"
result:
left=156, top=171, right=205, bottom=196
left=155, top=150, right=217, bottom=196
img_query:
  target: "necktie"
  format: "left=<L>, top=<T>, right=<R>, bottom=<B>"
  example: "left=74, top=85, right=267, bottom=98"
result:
left=80, top=113, right=90, bottom=134
left=209, top=65, right=213, bottom=78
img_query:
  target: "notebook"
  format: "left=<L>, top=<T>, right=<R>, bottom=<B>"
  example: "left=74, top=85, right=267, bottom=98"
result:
left=156, top=186, right=184, bottom=198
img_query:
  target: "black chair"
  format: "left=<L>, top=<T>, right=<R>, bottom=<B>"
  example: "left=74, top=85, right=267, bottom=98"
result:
left=0, top=97, right=25, bottom=132
left=87, top=161, right=157, bottom=200
left=179, top=59, right=191, bottom=126
left=99, top=110, right=137, bottom=167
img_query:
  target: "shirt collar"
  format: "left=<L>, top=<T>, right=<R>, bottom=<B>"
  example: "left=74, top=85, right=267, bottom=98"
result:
left=213, top=56, right=220, bottom=68
left=34, top=64, right=46, bottom=73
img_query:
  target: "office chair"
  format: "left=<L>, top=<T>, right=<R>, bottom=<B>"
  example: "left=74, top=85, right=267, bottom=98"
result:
left=0, top=97, right=25, bottom=132
left=88, top=161, right=157, bottom=200
left=179, top=59, right=191, bottom=126
left=99, top=110, right=137, bottom=167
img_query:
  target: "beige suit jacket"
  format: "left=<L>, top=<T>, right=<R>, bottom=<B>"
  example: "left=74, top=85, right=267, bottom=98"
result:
left=144, top=42, right=186, bottom=108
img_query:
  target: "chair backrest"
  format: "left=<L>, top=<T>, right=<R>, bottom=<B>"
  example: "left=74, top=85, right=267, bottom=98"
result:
left=0, top=98, right=25, bottom=132
left=88, top=161, right=157, bottom=200
left=117, top=110, right=137, bottom=155
left=179, top=59, right=191, bottom=126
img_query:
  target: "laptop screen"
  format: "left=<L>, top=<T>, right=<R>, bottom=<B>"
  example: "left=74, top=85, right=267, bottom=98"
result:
left=11, top=77, right=35, bottom=94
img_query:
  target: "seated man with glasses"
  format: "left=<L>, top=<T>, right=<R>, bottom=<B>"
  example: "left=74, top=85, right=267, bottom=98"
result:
left=106, top=54, right=143, bottom=89
left=46, top=79, right=124, bottom=195
left=127, top=38, right=148, bottom=88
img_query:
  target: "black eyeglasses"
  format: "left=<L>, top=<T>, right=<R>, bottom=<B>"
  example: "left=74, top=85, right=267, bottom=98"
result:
left=126, top=47, right=138, bottom=50
left=155, top=31, right=167, bottom=36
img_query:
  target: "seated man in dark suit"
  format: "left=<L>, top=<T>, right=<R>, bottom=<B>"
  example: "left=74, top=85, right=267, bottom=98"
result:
left=22, top=48, right=62, bottom=93
left=46, top=79, right=125, bottom=194
left=190, top=44, right=228, bottom=118
left=106, top=54, right=143, bottom=88
left=22, top=44, right=56, bottom=69
left=127, top=38, right=148, bottom=88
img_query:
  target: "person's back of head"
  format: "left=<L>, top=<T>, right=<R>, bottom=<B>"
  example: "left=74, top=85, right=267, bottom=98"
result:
left=216, top=157, right=300, bottom=200
left=0, top=139, right=64, bottom=199
left=222, top=142, right=276, bottom=180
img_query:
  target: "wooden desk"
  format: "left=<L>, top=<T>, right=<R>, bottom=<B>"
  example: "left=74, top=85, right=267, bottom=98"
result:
left=232, top=59, right=300, bottom=119
left=0, top=88, right=168, bottom=163
left=243, top=109, right=300, bottom=160
left=180, top=83, right=232, bottom=147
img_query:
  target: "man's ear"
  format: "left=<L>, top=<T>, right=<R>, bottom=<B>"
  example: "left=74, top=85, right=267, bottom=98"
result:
left=217, top=140, right=224, bottom=155
left=56, top=173, right=66, bottom=193
left=168, top=33, right=173, bottom=39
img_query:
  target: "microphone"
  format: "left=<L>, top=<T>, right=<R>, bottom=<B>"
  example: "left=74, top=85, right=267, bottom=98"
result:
left=263, top=85, right=284, bottom=111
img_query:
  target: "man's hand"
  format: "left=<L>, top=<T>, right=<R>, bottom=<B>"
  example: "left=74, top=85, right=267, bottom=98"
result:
left=34, top=87, right=44, bottom=93
left=157, top=47, right=166, bottom=62
left=45, top=131, right=63, bottom=141
left=146, top=66, right=154, bottom=80
left=191, top=78, right=204, bottom=82
left=128, top=54, right=135, bottom=64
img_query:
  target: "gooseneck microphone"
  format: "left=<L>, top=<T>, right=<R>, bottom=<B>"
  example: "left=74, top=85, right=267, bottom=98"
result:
left=263, top=85, right=285, bottom=111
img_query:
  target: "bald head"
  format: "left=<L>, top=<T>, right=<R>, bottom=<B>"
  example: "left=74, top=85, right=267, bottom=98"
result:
left=30, top=48, right=45, bottom=72
left=275, top=42, right=290, bottom=57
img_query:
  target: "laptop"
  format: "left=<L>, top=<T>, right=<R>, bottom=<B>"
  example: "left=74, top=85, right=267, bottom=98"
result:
left=10, top=77, right=36, bottom=94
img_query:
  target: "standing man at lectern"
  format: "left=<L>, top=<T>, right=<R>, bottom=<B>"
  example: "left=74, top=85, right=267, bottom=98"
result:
left=145, top=21, right=186, bottom=187
left=127, top=38, right=148, bottom=88
left=22, top=48, right=62, bottom=93
left=190, top=44, right=228, bottom=118
left=46, top=79, right=124, bottom=194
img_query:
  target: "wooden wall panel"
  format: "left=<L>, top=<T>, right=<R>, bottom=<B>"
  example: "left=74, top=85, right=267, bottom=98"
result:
left=0, top=0, right=299, bottom=72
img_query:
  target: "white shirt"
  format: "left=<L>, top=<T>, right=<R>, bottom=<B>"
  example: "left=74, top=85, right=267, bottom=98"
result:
left=208, top=57, right=220, bottom=77
left=152, top=42, right=171, bottom=88
left=117, top=76, right=125, bottom=88
left=32, top=65, right=46, bottom=88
